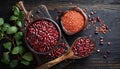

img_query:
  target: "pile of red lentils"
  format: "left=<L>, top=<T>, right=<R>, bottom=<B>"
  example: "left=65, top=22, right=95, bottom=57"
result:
left=61, top=10, right=85, bottom=34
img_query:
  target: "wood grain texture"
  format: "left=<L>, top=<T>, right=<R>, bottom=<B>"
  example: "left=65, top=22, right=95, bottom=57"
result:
left=0, top=0, right=120, bottom=69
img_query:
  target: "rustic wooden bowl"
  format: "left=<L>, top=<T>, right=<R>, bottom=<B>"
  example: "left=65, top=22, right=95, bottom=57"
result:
left=61, top=7, right=88, bottom=35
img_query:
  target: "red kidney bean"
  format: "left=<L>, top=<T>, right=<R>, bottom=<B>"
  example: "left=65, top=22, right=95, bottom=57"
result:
left=106, top=50, right=110, bottom=54
left=90, top=11, right=94, bottom=15
left=71, top=37, right=95, bottom=57
left=25, top=18, right=30, bottom=23
left=103, top=55, right=107, bottom=59
left=107, top=42, right=111, bottom=46
left=97, top=16, right=101, bottom=22
left=26, top=19, right=59, bottom=53
left=45, top=42, right=67, bottom=58
left=97, top=48, right=100, bottom=53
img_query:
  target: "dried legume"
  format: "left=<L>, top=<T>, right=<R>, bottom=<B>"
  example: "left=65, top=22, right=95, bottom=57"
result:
left=61, top=10, right=85, bottom=34
left=71, top=37, right=95, bottom=57
left=26, top=19, right=59, bottom=53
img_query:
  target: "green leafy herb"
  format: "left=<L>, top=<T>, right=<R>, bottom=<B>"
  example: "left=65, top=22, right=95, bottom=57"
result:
left=13, top=6, right=20, bottom=16
left=9, top=60, right=19, bottom=68
left=1, top=52, right=10, bottom=64
left=10, top=15, right=18, bottom=21
left=7, top=26, right=18, bottom=34
left=0, top=18, right=4, bottom=26
left=14, top=32, right=23, bottom=40
left=11, top=46, right=20, bottom=54
left=0, top=5, right=33, bottom=68
left=16, top=40, right=23, bottom=46
left=16, top=21, right=22, bottom=27
left=18, top=46, right=25, bottom=55
left=21, top=59, right=30, bottom=66
left=3, top=42, right=12, bottom=51
left=1, top=23, right=10, bottom=32
left=0, top=31, right=4, bottom=40
left=18, top=11, right=24, bottom=21
left=22, top=52, right=33, bottom=61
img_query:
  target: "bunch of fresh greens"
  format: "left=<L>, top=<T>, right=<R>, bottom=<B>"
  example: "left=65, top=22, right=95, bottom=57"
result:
left=0, top=6, right=33, bottom=68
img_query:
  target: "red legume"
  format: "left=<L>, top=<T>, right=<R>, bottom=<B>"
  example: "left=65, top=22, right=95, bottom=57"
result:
left=26, top=19, right=59, bottom=53
left=45, top=42, right=67, bottom=58
left=61, top=10, right=85, bottom=34
left=71, top=37, right=95, bottom=57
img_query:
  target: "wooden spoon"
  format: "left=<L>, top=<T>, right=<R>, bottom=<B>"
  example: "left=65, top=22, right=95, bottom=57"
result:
left=36, top=49, right=77, bottom=69
left=36, top=37, right=96, bottom=69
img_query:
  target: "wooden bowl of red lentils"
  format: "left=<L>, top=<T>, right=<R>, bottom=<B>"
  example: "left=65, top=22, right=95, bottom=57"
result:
left=61, top=7, right=88, bottom=35
left=24, top=18, right=62, bottom=54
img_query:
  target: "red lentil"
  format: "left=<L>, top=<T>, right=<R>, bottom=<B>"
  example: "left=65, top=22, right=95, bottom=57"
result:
left=61, top=10, right=85, bottom=34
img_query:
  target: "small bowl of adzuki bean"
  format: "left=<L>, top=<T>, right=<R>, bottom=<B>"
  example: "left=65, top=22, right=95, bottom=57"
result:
left=71, top=36, right=96, bottom=58
left=24, top=18, right=62, bottom=54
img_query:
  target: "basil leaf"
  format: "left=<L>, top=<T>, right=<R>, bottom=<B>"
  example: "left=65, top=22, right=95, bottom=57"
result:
left=18, top=46, right=25, bottom=55
left=3, top=42, right=12, bottom=51
left=13, top=6, right=20, bottom=16
left=1, top=52, right=10, bottom=64
left=18, top=11, right=24, bottom=21
left=16, top=21, right=22, bottom=27
left=16, top=40, right=23, bottom=46
left=0, top=31, right=4, bottom=40
left=0, top=18, right=4, bottom=26
left=10, top=15, right=18, bottom=21
left=14, top=32, right=23, bottom=40
left=10, top=60, right=18, bottom=68
left=1, top=23, right=10, bottom=32
left=11, top=46, right=20, bottom=54
left=7, top=26, right=18, bottom=34
left=21, top=59, right=30, bottom=66
left=22, top=52, right=33, bottom=61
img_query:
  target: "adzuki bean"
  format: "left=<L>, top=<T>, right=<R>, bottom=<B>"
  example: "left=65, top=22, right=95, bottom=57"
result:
left=45, top=42, right=67, bottom=58
left=26, top=19, right=59, bottom=53
left=71, top=37, right=95, bottom=57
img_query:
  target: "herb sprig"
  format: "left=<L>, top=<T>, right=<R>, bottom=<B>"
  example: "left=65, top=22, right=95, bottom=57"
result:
left=0, top=6, right=33, bottom=68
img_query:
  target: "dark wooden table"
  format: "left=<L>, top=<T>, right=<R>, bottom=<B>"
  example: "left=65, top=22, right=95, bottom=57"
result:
left=0, top=0, right=120, bottom=69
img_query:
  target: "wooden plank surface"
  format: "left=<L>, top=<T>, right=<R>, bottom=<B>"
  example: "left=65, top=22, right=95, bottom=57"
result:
left=0, top=0, right=120, bottom=69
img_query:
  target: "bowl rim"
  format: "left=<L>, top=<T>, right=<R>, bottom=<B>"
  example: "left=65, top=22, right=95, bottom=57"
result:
left=24, top=18, right=62, bottom=54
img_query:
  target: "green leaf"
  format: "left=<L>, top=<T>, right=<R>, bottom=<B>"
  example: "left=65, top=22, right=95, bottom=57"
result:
left=0, top=18, right=4, bottom=26
left=3, top=42, right=12, bottom=51
left=22, top=52, right=33, bottom=61
left=14, top=32, right=23, bottom=40
left=18, top=46, right=25, bottom=55
left=21, top=59, right=30, bottom=66
left=16, top=21, right=22, bottom=27
left=11, top=46, right=20, bottom=54
left=18, top=11, right=24, bottom=21
left=16, top=40, right=23, bottom=46
left=0, top=31, right=4, bottom=40
left=10, top=60, right=18, bottom=68
left=10, top=15, right=18, bottom=21
left=7, top=26, right=18, bottom=34
left=13, top=6, right=20, bottom=16
left=1, top=52, right=10, bottom=64
left=1, top=23, right=10, bottom=32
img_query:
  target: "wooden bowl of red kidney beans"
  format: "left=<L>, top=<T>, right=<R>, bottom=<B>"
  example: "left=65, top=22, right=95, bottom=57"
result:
left=24, top=18, right=62, bottom=54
